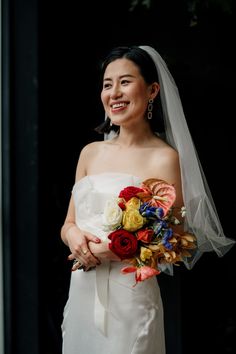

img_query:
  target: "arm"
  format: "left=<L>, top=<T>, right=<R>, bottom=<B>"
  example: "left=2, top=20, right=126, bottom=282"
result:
left=61, top=196, right=102, bottom=269
left=163, top=149, right=185, bottom=234
left=61, top=199, right=120, bottom=267
left=88, top=241, right=121, bottom=262
left=152, top=147, right=185, bottom=234
left=61, top=146, right=102, bottom=270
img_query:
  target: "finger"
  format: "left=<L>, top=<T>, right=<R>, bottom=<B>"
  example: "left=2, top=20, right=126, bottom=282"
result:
left=78, top=248, right=101, bottom=267
left=72, top=258, right=89, bottom=271
left=80, top=254, right=99, bottom=267
left=78, top=245, right=95, bottom=265
left=67, top=254, right=74, bottom=261
left=71, top=259, right=83, bottom=271
left=80, top=248, right=97, bottom=262
left=81, top=248, right=89, bottom=256
left=84, top=232, right=101, bottom=243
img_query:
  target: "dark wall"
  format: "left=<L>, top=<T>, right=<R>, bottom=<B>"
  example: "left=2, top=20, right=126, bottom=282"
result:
left=2, top=0, right=40, bottom=353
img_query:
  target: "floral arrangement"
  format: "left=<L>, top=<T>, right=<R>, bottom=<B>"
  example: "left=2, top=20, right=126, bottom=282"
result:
left=103, top=178, right=197, bottom=285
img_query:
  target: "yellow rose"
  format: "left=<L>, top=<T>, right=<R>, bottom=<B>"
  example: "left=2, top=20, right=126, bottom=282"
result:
left=126, top=197, right=141, bottom=210
left=140, top=246, right=153, bottom=262
left=122, top=209, right=145, bottom=232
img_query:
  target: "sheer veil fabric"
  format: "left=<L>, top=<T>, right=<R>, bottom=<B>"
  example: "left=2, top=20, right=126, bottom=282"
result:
left=139, top=45, right=235, bottom=267
left=105, top=45, right=235, bottom=273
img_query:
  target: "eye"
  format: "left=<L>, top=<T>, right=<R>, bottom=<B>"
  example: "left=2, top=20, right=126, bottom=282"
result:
left=121, top=79, right=130, bottom=85
left=103, top=83, right=112, bottom=89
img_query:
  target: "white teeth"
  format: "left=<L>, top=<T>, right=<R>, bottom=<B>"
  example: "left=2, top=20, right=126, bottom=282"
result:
left=112, top=103, right=127, bottom=109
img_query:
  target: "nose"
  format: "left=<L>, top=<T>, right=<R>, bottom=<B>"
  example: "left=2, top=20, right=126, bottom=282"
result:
left=110, top=84, right=122, bottom=99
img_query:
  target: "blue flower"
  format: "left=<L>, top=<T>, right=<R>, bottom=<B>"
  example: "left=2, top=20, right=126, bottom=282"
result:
left=162, top=229, right=173, bottom=249
left=153, top=220, right=166, bottom=235
left=140, top=203, right=164, bottom=219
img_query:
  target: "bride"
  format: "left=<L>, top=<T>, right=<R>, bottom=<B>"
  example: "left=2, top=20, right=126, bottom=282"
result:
left=60, top=45, right=235, bottom=354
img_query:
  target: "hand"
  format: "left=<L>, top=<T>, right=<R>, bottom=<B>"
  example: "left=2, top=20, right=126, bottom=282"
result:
left=66, top=225, right=101, bottom=270
left=88, top=241, right=121, bottom=262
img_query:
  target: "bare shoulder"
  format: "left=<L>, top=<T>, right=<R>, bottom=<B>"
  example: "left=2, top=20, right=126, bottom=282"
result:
left=160, top=143, right=179, bottom=165
left=149, top=139, right=181, bottom=184
left=80, top=140, right=106, bottom=155
left=149, top=140, right=183, bottom=205
left=75, top=141, right=108, bottom=180
left=152, top=138, right=179, bottom=164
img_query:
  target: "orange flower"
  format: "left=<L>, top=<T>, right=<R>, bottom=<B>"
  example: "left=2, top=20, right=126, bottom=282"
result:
left=136, top=229, right=154, bottom=243
left=135, top=266, right=161, bottom=284
left=137, top=178, right=176, bottom=216
left=121, top=265, right=161, bottom=286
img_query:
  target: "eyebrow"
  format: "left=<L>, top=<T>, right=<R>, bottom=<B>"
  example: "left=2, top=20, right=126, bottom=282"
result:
left=103, top=74, right=136, bottom=82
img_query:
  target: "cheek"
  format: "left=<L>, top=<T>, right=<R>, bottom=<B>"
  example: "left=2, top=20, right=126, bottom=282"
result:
left=101, top=91, right=108, bottom=106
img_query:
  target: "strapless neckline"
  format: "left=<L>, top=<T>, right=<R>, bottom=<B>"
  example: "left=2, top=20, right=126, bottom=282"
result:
left=73, top=172, right=141, bottom=189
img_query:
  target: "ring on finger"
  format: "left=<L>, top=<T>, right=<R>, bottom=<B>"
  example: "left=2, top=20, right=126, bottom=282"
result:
left=73, top=259, right=82, bottom=268
left=82, top=249, right=88, bottom=255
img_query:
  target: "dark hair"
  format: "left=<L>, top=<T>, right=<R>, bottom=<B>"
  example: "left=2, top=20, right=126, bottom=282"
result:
left=95, top=46, right=164, bottom=135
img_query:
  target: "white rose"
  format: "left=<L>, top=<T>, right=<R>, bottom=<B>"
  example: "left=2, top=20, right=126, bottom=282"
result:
left=103, top=198, right=123, bottom=231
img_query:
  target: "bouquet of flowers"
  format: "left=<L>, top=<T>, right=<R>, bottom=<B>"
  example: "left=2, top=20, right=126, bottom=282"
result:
left=103, top=178, right=197, bottom=285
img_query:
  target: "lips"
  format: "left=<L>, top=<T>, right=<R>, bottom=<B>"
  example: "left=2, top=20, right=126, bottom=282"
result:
left=110, top=102, right=128, bottom=112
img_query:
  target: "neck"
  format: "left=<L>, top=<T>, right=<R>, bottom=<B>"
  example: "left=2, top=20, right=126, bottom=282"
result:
left=114, top=122, right=155, bottom=147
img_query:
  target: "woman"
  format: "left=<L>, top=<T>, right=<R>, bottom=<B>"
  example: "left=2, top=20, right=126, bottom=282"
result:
left=61, top=46, right=234, bottom=354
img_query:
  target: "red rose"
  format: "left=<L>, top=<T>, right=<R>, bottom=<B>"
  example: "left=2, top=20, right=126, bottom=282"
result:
left=119, top=186, right=144, bottom=202
left=108, top=229, right=138, bottom=259
left=118, top=201, right=126, bottom=210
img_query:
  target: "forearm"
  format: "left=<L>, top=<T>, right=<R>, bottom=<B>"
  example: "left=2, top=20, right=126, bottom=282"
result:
left=61, top=222, right=77, bottom=246
left=88, top=241, right=121, bottom=261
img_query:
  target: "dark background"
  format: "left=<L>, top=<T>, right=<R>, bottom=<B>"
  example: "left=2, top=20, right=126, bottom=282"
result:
left=2, top=0, right=235, bottom=353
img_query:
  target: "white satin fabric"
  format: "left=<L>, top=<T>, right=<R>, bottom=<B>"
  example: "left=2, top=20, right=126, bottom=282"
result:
left=62, top=172, right=166, bottom=354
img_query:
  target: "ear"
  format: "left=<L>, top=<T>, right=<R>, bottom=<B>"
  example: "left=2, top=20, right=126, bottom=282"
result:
left=150, top=82, right=160, bottom=100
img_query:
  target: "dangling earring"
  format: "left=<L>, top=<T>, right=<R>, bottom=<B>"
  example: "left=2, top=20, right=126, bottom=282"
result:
left=147, top=98, right=153, bottom=120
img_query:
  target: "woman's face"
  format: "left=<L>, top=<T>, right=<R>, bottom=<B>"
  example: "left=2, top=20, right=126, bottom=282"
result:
left=101, top=58, right=153, bottom=127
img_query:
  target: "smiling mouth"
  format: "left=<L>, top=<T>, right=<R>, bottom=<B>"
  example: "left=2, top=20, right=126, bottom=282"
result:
left=111, top=103, right=128, bottom=111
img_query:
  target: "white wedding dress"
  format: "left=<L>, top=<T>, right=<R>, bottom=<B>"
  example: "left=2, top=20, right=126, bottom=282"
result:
left=62, top=173, right=166, bottom=354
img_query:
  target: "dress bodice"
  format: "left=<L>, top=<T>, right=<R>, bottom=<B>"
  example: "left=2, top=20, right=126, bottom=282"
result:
left=72, top=172, right=141, bottom=241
